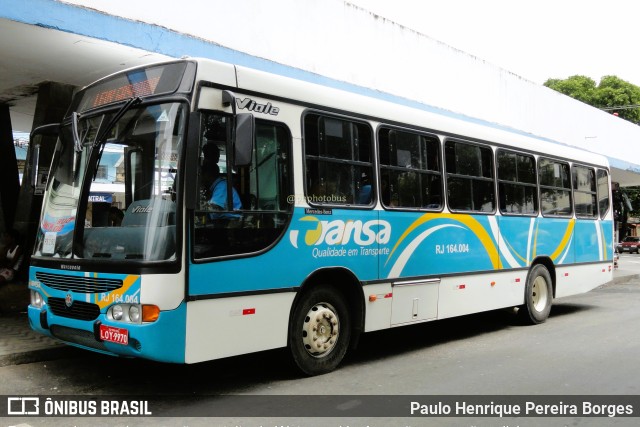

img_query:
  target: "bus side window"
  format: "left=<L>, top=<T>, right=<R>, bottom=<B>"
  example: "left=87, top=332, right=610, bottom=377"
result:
left=445, top=139, right=495, bottom=213
left=378, top=127, right=442, bottom=210
left=597, top=169, right=610, bottom=218
left=497, top=149, right=538, bottom=215
left=573, top=165, right=597, bottom=218
left=193, top=112, right=292, bottom=258
left=539, top=158, right=572, bottom=217
left=304, top=114, right=374, bottom=206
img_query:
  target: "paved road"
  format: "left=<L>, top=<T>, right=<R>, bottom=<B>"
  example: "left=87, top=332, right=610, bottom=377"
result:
left=616, top=252, right=640, bottom=277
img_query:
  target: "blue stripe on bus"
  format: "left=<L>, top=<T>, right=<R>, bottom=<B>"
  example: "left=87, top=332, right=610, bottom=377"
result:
left=188, top=208, right=613, bottom=295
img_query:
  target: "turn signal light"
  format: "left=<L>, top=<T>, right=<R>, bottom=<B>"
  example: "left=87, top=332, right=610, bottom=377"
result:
left=142, top=305, right=160, bottom=322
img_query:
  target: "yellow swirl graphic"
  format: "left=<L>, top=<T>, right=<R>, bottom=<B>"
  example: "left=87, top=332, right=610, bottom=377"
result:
left=94, top=274, right=140, bottom=309
left=549, top=219, right=575, bottom=262
left=385, top=213, right=500, bottom=269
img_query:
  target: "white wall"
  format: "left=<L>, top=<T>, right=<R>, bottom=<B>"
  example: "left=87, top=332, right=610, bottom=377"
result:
left=60, top=0, right=640, bottom=170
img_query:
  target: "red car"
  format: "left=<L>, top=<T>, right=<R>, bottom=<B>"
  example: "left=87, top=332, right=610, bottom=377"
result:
left=617, top=236, right=640, bottom=254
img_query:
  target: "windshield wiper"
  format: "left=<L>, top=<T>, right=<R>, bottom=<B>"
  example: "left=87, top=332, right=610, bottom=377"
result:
left=92, top=97, right=142, bottom=180
left=94, top=97, right=142, bottom=148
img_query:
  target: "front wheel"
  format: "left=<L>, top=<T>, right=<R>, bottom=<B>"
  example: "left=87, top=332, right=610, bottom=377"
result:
left=518, top=264, right=553, bottom=324
left=288, top=286, right=351, bottom=376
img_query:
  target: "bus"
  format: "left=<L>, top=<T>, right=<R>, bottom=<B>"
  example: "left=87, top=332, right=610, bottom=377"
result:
left=28, top=58, right=614, bottom=375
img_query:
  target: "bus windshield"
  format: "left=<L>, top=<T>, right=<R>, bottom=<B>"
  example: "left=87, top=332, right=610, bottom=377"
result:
left=33, top=102, right=186, bottom=261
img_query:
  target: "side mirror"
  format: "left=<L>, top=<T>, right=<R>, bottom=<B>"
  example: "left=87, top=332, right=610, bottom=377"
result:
left=234, top=113, right=255, bottom=167
left=29, top=123, right=60, bottom=192
left=221, top=90, right=255, bottom=167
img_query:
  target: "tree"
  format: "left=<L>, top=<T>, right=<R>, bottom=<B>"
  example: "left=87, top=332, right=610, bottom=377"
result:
left=593, top=76, right=640, bottom=124
left=544, top=75, right=640, bottom=124
left=545, top=75, right=640, bottom=232
left=544, top=75, right=597, bottom=105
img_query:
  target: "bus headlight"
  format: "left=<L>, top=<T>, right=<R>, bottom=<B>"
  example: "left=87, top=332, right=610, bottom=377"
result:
left=112, top=305, right=124, bottom=321
left=129, top=305, right=140, bottom=323
left=30, top=290, right=45, bottom=308
left=107, top=304, right=159, bottom=323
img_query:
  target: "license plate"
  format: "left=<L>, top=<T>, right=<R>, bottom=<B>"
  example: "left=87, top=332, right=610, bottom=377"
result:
left=99, top=325, right=129, bottom=345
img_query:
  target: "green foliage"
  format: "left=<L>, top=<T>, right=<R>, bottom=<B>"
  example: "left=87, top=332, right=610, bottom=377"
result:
left=544, top=75, right=640, bottom=124
left=625, top=186, right=640, bottom=217
left=544, top=75, right=597, bottom=104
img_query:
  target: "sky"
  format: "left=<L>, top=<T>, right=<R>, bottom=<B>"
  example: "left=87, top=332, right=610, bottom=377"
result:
left=349, top=0, right=640, bottom=87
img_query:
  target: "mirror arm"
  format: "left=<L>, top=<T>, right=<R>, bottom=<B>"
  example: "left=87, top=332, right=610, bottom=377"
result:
left=222, top=90, right=237, bottom=114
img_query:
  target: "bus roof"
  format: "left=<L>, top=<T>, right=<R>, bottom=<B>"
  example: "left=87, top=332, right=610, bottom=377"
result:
left=227, top=59, right=608, bottom=168
left=95, top=57, right=610, bottom=169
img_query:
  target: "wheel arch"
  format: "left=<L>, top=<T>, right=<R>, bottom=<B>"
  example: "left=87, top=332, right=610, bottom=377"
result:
left=291, top=267, right=365, bottom=349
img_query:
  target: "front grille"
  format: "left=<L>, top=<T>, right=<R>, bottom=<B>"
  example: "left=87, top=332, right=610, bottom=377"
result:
left=50, top=325, right=108, bottom=351
left=48, top=297, right=101, bottom=321
left=36, top=272, right=123, bottom=293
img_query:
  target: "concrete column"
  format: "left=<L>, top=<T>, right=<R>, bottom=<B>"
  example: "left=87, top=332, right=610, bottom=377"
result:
left=13, top=82, right=75, bottom=270
left=0, top=104, right=19, bottom=232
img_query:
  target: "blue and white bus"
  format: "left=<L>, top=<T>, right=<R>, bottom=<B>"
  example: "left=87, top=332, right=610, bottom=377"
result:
left=28, top=58, right=614, bottom=375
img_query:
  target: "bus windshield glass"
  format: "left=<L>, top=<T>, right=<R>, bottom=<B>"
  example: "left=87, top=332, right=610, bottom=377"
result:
left=33, top=102, right=186, bottom=261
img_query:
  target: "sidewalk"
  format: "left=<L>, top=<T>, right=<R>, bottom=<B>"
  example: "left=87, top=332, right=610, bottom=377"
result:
left=0, top=269, right=638, bottom=367
left=0, top=281, right=75, bottom=367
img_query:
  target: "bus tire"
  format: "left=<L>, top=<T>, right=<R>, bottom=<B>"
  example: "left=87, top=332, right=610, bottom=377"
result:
left=288, top=286, right=351, bottom=376
left=519, top=264, right=553, bottom=324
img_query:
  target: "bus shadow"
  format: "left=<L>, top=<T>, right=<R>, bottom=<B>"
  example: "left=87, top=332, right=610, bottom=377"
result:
left=350, top=309, right=516, bottom=365
left=549, top=302, right=595, bottom=318
left=52, top=303, right=599, bottom=394
left=348, top=301, right=597, bottom=366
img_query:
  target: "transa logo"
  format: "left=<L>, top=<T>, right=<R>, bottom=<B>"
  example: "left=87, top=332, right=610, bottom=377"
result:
left=289, top=216, right=391, bottom=248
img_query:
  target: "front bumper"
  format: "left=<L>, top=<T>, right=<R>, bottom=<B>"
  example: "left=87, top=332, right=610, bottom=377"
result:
left=28, top=303, right=187, bottom=363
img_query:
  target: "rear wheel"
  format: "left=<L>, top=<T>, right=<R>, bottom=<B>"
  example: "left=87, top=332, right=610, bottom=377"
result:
left=288, top=286, right=351, bottom=376
left=518, top=264, right=553, bottom=324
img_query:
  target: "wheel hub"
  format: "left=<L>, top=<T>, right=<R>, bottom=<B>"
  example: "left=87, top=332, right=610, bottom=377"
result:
left=532, top=276, right=549, bottom=311
left=301, top=303, right=339, bottom=357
